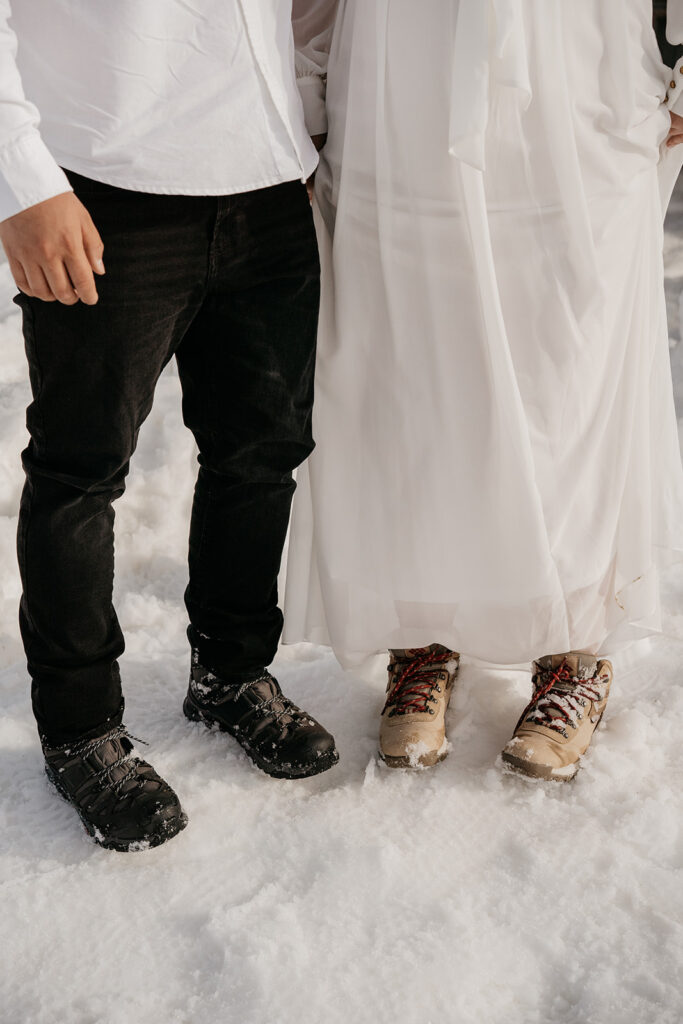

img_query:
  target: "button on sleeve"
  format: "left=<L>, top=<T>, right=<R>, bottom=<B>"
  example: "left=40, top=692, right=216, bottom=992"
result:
left=665, top=57, right=683, bottom=117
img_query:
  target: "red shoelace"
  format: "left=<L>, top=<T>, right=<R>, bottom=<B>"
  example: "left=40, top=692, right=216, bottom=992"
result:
left=515, top=660, right=608, bottom=737
left=384, top=648, right=454, bottom=716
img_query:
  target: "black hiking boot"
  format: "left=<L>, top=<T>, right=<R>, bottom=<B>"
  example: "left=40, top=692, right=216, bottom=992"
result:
left=183, top=652, right=339, bottom=779
left=43, top=724, right=188, bottom=852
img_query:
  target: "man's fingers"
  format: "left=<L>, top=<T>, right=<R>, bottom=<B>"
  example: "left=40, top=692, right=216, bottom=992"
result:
left=9, top=258, right=33, bottom=296
left=81, top=214, right=105, bottom=275
left=44, top=260, right=79, bottom=305
left=65, top=254, right=99, bottom=305
left=25, top=264, right=56, bottom=302
left=0, top=194, right=104, bottom=303
left=667, top=111, right=683, bottom=147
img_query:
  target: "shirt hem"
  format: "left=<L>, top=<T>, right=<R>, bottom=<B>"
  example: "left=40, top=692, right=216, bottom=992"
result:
left=54, top=157, right=319, bottom=198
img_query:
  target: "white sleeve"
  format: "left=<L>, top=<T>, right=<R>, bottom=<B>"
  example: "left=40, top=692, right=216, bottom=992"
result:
left=292, top=0, right=338, bottom=137
left=666, top=2, right=683, bottom=115
left=0, top=0, right=71, bottom=223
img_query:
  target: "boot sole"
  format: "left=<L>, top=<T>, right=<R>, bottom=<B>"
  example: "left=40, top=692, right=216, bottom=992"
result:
left=380, top=749, right=449, bottom=770
left=45, top=763, right=188, bottom=852
left=183, top=696, right=340, bottom=780
left=500, top=752, right=577, bottom=782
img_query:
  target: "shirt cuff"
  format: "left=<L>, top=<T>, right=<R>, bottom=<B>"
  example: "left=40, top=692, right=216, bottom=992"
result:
left=666, top=58, right=683, bottom=117
left=297, top=75, right=328, bottom=137
left=0, top=131, right=72, bottom=222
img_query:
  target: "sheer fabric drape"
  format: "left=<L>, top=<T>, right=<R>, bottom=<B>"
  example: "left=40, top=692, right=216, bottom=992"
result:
left=283, top=0, right=683, bottom=671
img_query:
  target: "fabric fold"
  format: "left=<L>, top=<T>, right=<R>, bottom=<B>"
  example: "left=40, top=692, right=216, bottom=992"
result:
left=449, top=0, right=531, bottom=169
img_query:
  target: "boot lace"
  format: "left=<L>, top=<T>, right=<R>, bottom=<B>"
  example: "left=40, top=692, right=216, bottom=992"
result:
left=384, top=648, right=454, bottom=717
left=197, top=671, right=312, bottom=737
left=516, top=660, right=609, bottom=739
left=58, top=725, right=148, bottom=794
left=234, top=674, right=306, bottom=730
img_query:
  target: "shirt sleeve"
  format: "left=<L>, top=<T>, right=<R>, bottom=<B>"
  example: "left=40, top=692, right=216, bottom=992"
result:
left=666, top=2, right=683, bottom=115
left=0, top=0, right=71, bottom=222
left=292, top=0, right=338, bottom=137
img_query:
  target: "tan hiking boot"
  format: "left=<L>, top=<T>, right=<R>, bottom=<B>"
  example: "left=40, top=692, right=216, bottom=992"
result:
left=379, top=644, right=460, bottom=769
left=501, top=653, right=612, bottom=782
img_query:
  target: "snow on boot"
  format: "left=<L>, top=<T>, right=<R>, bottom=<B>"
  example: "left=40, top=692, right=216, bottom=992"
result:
left=43, top=724, right=188, bottom=851
left=501, top=654, right=613, bottom=782
left=379, top=644, right=460, bottom=769
left=183, top=652, right=339, bottom=779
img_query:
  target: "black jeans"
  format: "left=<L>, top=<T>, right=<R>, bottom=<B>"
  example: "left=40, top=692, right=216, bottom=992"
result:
left=17, top=172, right=320, bottom=744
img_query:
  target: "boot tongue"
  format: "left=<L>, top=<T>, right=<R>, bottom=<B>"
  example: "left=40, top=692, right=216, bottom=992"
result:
left=244, top=674, right=280, bottom=701
left=89, top=736, right=145, bottom=793
left=391, top=644, right=449, bottom=661
left=536, top=653, right=597, bottom=679
left=240, top=674, right=298, bottom=729
left=95, top=735, right=133, bottom=768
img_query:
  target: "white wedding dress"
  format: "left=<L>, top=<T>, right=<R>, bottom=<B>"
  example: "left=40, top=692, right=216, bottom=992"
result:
left=284, top=0, right=683, bottom=670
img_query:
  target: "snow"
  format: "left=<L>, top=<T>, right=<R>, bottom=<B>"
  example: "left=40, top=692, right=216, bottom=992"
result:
left=1, top=191, right=683, bottom=1024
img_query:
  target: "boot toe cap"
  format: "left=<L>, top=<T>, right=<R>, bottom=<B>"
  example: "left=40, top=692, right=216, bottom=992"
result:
left=285, top=724, right=337, bottom=768
left=502, top=734, right=577, bottom=780
left=104, top=785, right=187, bottom=848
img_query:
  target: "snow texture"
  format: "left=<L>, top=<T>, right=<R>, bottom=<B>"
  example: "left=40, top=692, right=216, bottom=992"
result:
left=1, top=188, right=683, bottom=1023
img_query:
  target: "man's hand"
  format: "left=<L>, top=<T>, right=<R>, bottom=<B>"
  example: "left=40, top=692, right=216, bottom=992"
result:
left=667, top=111, right=683, bottom=149
left=306, top=133, right=328, bottom=201
left=0, top=192, right=105, bottom=305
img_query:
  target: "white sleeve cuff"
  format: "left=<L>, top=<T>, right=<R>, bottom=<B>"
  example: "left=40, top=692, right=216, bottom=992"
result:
left=296, top=74, right=327, bottom=137
left=666, top=58, right=683, bottom=117
left=0, top=131, right=72, bottom=222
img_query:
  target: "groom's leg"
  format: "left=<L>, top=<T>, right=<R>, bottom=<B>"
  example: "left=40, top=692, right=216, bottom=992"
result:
left=176, top=180, right=320, bottom=674
left=18, top=174, right=212, bottom=744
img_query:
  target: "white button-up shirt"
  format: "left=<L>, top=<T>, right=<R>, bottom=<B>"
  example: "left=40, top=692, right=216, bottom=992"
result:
left=0, top=0, right=337, bottom=221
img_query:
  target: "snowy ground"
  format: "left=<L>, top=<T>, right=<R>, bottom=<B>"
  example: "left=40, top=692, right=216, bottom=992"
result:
left=1, top=190, right=683, bottom=1024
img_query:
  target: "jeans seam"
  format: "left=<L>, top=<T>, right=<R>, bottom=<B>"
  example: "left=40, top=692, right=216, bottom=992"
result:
left=23, top=300, right=47, bottom=449
left=196, top=471, right=213, bottom=602
left=19, top=300, right=45, bottom=638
